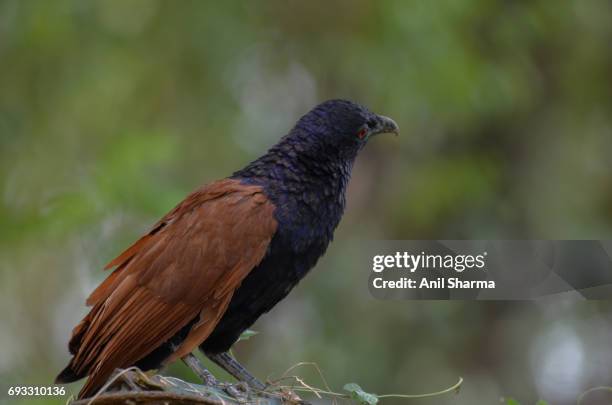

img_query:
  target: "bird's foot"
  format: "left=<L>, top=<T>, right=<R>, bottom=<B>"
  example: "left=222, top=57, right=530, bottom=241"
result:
left=132, top=370, right=166, bottom=391
left=220, top=381, right=251, bottom=402
left=112, top=369, right=140, bottom=391
left=107, top=368, right=165, bottom=393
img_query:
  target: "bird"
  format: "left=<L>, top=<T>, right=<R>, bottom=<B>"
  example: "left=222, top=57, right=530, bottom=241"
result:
left=55, top=99, right=399, bottom=398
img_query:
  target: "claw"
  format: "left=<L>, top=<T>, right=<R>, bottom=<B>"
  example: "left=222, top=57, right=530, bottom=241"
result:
left=223, top=383, right=249, bottom=401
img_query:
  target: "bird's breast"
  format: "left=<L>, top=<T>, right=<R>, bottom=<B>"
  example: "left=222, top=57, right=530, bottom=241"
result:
left=275, top=192, right=344, bottom=253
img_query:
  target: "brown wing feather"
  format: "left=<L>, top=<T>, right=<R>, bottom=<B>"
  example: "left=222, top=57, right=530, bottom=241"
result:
left=59, top=179, right=277, bottom=398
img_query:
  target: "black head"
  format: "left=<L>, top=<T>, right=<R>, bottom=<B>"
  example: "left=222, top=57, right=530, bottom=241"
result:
left=233, top=99, right=399, bottom=183
left=291, top=99, right=399, bottom=158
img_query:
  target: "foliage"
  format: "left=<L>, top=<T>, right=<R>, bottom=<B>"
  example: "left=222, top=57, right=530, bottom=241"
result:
left=344, top=383, right=379, bottom=405
left=237, top=330, right=259, bottom=342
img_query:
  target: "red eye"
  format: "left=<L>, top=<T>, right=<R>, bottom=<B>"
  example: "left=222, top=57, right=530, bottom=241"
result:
left=357, top=128, right=368, bottom=139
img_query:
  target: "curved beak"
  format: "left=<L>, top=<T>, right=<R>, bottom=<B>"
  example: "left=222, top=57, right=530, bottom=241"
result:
left=374, top=115, right=400, bottom=136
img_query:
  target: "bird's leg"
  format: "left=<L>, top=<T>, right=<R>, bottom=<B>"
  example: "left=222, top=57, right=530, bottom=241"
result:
left=206, top=351, right=266, bottom=390
left=181, top=352, right=250, bottom=402
left=181, top=352, right=219, bottom=386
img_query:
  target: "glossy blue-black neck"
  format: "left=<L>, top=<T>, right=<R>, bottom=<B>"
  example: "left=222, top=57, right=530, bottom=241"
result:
left=234, top=132, right=355, bottom=250
left=232, top=101, right=371, bottom=253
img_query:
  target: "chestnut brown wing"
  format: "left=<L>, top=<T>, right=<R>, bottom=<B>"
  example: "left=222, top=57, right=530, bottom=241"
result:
left=58, top=179, right=277, bottom=398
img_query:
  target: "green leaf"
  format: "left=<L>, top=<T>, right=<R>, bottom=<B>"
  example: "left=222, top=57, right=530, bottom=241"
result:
left=505, top=398, right=521, bottom=405
left=343, top=383, right=379, bottom=405
left=536, top=401, right=548, bottom=405
left=237, top=329, right=259, bottom=342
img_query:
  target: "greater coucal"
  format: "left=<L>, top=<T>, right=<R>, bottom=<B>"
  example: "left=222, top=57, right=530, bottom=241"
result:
left=56, top=99, right=399, bottom=398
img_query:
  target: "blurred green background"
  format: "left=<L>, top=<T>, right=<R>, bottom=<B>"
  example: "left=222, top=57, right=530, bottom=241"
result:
left=1, top=1, right=612, bottom=404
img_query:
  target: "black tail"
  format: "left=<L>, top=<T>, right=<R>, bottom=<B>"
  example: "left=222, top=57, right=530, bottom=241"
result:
left=55, top=361, right=83, bottom=384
